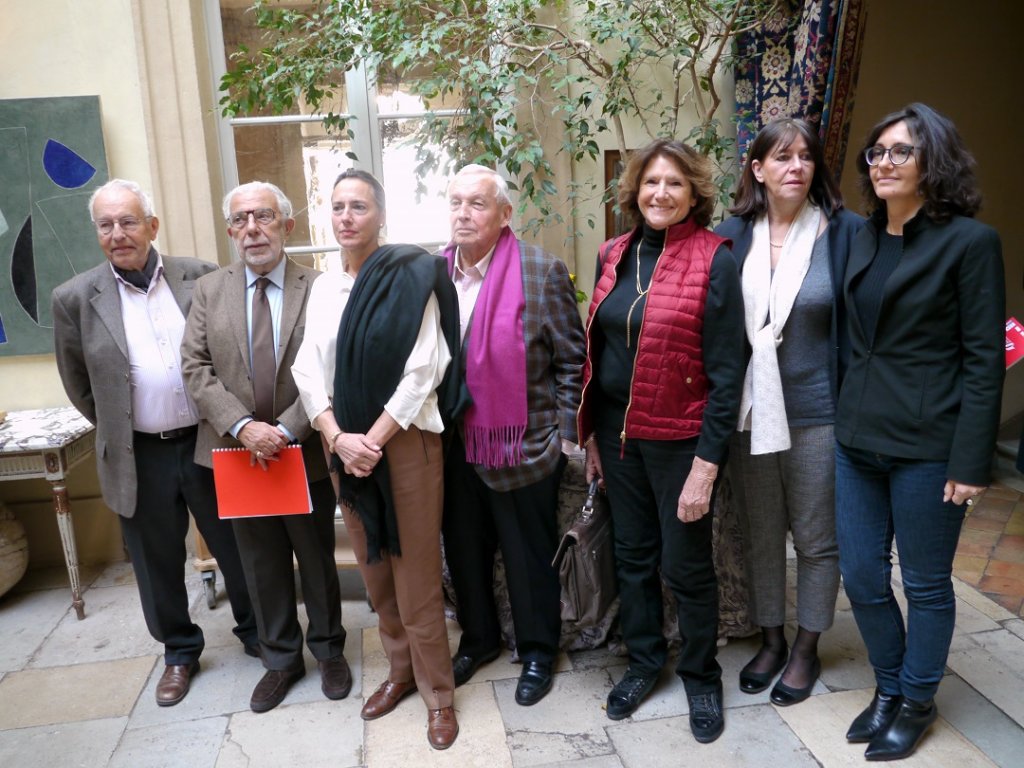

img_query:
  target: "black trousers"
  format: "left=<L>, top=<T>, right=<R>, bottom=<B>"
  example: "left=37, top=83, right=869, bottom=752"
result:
left=120, top=430, right=257, bottom=666
left=442, top=432, right=564, bottom=663
left=595, top=404, right=722, bottom=695
left=232, top=476, right=346, bottom=671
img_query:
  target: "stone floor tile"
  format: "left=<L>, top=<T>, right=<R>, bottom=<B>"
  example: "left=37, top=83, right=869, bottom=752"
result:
left=779, top=688, right=998, bottom=767
left=978, top=576, right=1024, bottom=602
left=29, top=584, right=161, bottom=667
left=935, top=674, right=1024, bottom=768
left=965, top=515, right=1011, bottom=533
left=90, top=561, right=137, bottom=589
left=366, top=679, right=512, bottom=768
left=951, top=595, right=1005, bottom=636
left=1003, top=618, right=1024, bottom=640
left=955, top=554, right=990, bottom=573
left=533, top=756, right=625, bottom=768
left=985, top=593, right=1023, bottom=615
left=110, top=715, right=228, bottom=768
left=609, top=703, right=818, bottom=768
left=0, top=716, right=126, bottom=768
left=815, top=610, right=878, bottom=693
left=0, top=655, right=154, bottom=729
left=8, top=563, right=104, bottom=594
left=980, top=486, right=1021, bottom=502
left=565, top=645, right=627, bottom=672
left=216, top=699, right=363, bottom=768
left=498, top=667, right=616, bottom=766
left=0, top=586, right=76, bottom=672
left=953, top=577, right=1017, bottom=622
left=947, top=630, right=1024, bottom=726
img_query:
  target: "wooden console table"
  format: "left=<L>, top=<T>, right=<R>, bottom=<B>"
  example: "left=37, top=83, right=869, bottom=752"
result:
left=0, top=407, right=96, bottom=619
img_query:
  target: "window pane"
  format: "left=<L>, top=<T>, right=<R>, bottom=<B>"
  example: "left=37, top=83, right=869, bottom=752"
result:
left=379, top=117, right=453, bottom=248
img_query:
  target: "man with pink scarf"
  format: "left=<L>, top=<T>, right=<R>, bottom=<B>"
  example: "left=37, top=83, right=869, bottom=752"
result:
left=441, top=165, right=585, bottom=706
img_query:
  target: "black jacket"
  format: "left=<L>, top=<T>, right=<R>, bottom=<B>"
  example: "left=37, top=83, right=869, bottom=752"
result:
left=835, top=209, right=1005, bottom=485
left=714, top=207, right=863, bottom=400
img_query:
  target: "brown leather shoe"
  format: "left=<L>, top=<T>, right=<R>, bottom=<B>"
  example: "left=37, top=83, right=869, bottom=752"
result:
left=427, top=706, right=459, bottom=750
left=250, top=667, right=305, bottom=713
left=156, top=660, right=200, bottom=707
left=361, top=680, right=417, bottom=720
left=318, top=655, right=353, bottom=700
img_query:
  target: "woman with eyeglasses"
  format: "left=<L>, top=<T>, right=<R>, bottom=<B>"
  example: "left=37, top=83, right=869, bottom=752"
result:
left=715, top=118, right=862, bottom=707
left=836, top=103, right=1004, bottom=761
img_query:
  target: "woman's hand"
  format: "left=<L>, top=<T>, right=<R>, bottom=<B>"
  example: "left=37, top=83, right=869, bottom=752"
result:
left=943, top=479, right=986, bottom=507
left=678, top=457, right=719, bottom=523
left=584, top=438, right=604, bottom=488
left=334, top=432, right=382, bottom=477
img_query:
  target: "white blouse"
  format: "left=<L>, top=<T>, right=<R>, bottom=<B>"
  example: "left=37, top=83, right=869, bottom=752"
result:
left=291, top=269, right=452, bottom=434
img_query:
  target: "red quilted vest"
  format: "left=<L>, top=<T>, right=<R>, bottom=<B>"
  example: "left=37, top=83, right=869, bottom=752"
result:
left=577, top=217, right=726, bottom=444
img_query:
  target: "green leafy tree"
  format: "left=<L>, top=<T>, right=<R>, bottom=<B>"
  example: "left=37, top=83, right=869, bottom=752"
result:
left=220, top=0, right=779, bottom=234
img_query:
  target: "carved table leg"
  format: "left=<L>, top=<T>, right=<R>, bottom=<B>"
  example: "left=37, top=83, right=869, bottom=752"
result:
left=52, top=480, right=85, bottom=619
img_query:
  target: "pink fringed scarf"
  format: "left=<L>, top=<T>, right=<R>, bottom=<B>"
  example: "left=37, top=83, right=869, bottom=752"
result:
left=444, top=226, right=527, bottom=468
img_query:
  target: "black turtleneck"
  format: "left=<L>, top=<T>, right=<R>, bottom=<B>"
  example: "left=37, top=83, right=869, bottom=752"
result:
left=595, top=223, right=666, bottom=405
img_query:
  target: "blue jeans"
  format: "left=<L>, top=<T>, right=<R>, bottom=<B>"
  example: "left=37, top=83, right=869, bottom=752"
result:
left=834, top=443, right=966, bottom=702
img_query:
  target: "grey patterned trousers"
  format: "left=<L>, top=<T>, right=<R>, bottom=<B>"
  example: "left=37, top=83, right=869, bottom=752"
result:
left=730, top=425, right=839, bottom=631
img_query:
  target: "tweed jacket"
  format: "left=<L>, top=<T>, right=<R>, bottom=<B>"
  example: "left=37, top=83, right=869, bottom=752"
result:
left=52, top=254, right=216, bottom=518
left=180, top=258, right=327, bottom=481
left=452, top=241, right=586, bottom=492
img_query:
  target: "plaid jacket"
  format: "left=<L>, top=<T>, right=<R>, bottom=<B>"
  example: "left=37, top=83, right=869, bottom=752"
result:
left=459, top=241, right=585, bottom=492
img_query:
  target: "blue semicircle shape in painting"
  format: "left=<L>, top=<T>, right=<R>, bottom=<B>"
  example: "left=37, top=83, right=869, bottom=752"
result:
left=42, top=139, right=97, bottom=189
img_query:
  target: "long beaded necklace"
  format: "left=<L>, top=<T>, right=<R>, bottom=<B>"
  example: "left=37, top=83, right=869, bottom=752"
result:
left=625, top=240, right=653, bottom=348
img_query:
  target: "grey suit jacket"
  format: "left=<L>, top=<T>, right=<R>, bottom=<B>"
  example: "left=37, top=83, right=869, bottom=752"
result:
left=51, top=254, right=216, bottom=518
left=180, top=258, right=327, bottom=481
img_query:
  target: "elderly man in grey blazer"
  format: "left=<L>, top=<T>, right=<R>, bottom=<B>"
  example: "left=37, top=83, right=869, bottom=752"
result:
left=52, top=179, right=258, bottom=707
left=181, top=181, right=350, bottom=714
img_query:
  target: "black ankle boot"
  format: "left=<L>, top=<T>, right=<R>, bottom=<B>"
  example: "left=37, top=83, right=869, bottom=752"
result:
left=864, top=698, right=937, bottom=761
left=847, top=689, right=903, bottom=743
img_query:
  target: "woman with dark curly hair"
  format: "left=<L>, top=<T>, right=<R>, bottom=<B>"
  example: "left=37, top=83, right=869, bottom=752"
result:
left=716, top=118, right=862, bottom=707
left=577, top=139, right=744, bottom=742
left=837, top=103, right=1004, bottom=760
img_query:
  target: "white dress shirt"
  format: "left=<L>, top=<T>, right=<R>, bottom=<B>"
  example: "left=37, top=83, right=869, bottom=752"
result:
left=452, top=245, right=495, bottom=342
left=114, top=257, right=199, bottom=433
left=291, top=267, right=451, bottom=434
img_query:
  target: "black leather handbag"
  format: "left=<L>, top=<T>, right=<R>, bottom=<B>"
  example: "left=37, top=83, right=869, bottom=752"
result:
left=552, top=479, right=618, bottom=627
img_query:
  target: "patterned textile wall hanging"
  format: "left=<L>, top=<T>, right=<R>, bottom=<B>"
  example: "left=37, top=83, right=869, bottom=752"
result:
left=733, top=0, right=867, bottom=181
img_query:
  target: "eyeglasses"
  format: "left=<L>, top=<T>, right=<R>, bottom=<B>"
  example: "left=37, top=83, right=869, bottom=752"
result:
left=93, top=216, right=151, bottom=236
left=227, top=208, right=277, bottom=230
left=864, top=144, right=918, bottom=167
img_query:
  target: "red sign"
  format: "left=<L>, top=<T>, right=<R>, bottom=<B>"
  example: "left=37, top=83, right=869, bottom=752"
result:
left=1007, top=317, right=1024, bottom=369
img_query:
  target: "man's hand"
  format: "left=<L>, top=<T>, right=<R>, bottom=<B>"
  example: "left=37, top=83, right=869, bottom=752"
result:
left=678, top=457, right=718, bottom=523
left=239, top=421, right=288, bottom=470
left=584, top=440, right=605, bottom=489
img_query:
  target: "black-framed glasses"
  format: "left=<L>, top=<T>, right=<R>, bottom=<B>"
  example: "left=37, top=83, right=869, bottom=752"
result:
left=864, top=144, right=918, bottom=167
left=93, top=216, right=151, bottom=236
left=227, top=208, right=277, bottom=230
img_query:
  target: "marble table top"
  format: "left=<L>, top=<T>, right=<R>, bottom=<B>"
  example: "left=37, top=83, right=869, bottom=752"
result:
left=0, top=407, right=94, bottom=453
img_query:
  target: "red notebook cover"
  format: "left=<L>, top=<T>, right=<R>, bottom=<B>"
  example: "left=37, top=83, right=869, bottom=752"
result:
left=212, top=445, right=312, bottom=518
left=1007, top=317, right=1024, bottom=369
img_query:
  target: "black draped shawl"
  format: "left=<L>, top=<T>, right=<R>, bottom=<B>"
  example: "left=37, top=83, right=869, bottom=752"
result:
left=332, top=243, right=463, bottom=561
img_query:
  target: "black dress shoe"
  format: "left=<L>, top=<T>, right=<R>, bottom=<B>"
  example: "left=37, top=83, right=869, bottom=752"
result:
left=865, top=698, right=937, bottom=761
left=769, top=657, right=820, bottom=707
left=847, top=689, right=903, bottom=743
left=606, top=671, right=657, bottom=720
left=451, top=648, right=501, bottom=687
left=250, top=667, right=305, bottom=713
left=738, top=647, right=788, bottom=694
left=688, top=685, right=725, bottom=743
left=515, top=660, right=553, bottom=706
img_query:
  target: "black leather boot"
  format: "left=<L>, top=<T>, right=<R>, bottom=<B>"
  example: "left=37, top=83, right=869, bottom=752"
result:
left=865, top=698, right=937, bottom=761
left=846, top=689, right=903, bottom=743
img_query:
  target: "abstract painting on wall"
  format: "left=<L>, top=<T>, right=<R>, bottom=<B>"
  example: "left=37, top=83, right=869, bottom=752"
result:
left=0, top=96, right=109, bottom=355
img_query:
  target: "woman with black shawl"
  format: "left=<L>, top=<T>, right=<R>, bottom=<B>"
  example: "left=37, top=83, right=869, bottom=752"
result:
left=292, top=169, right=462, bottom=750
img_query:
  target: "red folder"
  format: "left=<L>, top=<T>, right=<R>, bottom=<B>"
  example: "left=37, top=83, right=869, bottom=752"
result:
left=1007, top=317, right=1024, bottom=369
left=212, top=445, right=312, bottom=518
